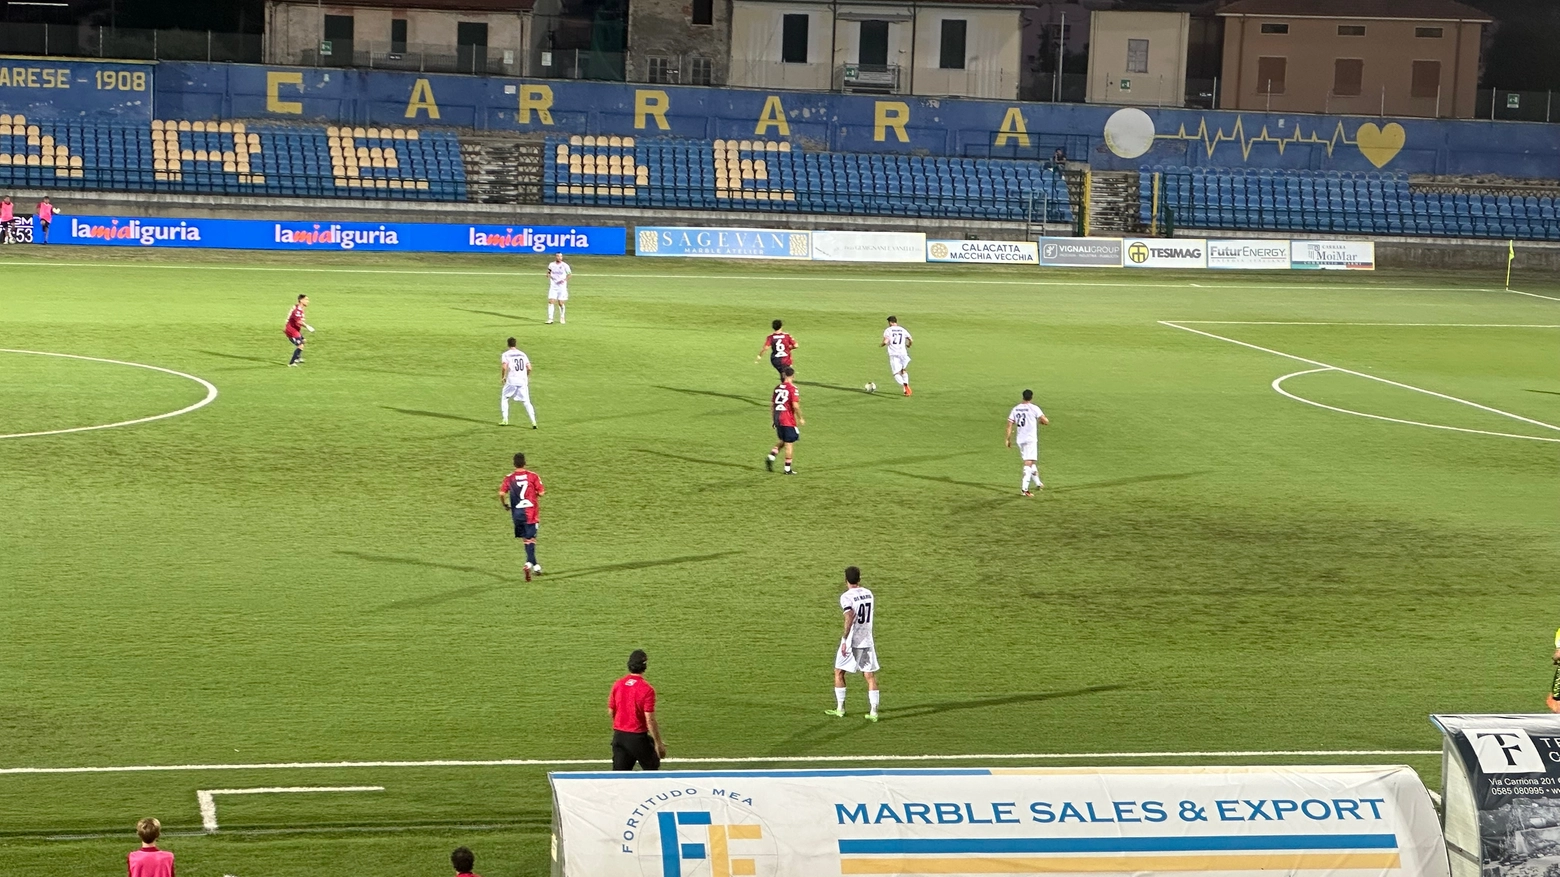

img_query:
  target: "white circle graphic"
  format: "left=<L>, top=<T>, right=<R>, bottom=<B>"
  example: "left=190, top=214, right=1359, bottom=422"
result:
left=0, top=349, right=219, bottom=439
left=1103, top=107, right=1156, bottom=159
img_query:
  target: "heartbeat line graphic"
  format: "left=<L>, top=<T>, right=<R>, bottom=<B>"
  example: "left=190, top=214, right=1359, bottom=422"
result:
left=1156, top=117, right=1358, bottom=160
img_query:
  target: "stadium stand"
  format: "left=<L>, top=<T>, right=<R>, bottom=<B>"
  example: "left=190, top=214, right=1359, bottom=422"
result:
left=1144, top=166, right=1560, bottom=242
left=544, top=135, right=1074, bottom=223
left=0, top=115, right=466, bottom=200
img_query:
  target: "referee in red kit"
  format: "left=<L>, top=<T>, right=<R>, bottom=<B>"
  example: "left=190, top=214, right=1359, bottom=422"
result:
left=609, top=649, right=666, bottom=770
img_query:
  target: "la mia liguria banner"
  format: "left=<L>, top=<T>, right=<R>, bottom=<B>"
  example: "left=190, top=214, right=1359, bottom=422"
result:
left=1433, top=714, right=1560, bottom=877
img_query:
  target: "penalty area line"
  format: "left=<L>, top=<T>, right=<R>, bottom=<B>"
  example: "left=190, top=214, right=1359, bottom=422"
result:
left=1160, top=321, right=1560, bottom=440
left=0, top=749, right=1441, bottom=777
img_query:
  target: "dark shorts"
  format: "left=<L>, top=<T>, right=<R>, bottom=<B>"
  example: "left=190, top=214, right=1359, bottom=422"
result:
left=612, top=730, right=661, bottom=771
left=288, top=334, right=305, bottom=347
left=775, top=425, right=800, bottom=444
left=771, top=356, right=790, bottom=376
left=513, top=517, right=538, bottom=540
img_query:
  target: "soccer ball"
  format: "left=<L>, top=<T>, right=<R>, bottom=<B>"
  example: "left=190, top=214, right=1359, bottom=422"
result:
left=865, top=382, right=877, bottom=393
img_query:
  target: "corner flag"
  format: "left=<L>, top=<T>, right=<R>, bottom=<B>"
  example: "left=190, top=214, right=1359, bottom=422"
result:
left=1506, top=240, right=1515, bottom=289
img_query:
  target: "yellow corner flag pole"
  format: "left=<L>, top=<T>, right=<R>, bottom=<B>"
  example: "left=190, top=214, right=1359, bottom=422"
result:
left=1506, top=240, right=1515, bottom=290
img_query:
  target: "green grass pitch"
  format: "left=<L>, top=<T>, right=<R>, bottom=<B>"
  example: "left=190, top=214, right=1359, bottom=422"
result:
left=0, top=249, right=1556, bottom=876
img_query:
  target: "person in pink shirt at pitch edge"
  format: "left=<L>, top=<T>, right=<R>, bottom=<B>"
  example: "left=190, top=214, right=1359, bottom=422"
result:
left=35, top=196, right=53, bottom=243
left=0, top=195, right=13, bottom=244
left=127, top=817, right=174, bottom=877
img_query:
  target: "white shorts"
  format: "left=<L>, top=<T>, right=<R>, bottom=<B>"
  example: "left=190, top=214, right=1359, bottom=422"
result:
left=835, top=643, right=880, bottom=674
left=1017, top=440, right=1037, bottom=461
left=548, top=283, right=569, bottom=302
left=888, top=353, right=910, bottom=375
left=502, top=383, right=531, bottom=402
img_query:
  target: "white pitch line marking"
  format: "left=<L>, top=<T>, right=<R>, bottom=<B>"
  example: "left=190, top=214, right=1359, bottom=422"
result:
left=0, top=749, right=1441, bottom=777
left=1506, top=288, right=1560, bottom=302
left=1172, top=321, right=1560, bottom=328
left=1161, top=321, right=1560, bottom=438
left=0, top=259, right=1525, bottom=294
left=197, top=786, right=384, bottom=832
left=0, top=349, right=218, bottom=439
left=1273, top=368, right=1560, bottom=443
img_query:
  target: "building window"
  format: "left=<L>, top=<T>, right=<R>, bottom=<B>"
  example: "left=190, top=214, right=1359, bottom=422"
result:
left=1412, top=60, right=1442, bottom=98
left=691, top=0, right=713, bottom=26
left=1338, top=25, right=1365, bottom=36
left=1332, top=58, right=1362, bottom=96
left=647, top=56, right=676, bottom=83
left=859, top=20, right=889, bottom=67
left=689, top=55, right=713, bottom=85
left=322, top=14, right=354, bottom=64
left=781, top=14, right=809, bottom=63
left=1256, top=56, right=1286, bottom=94
left=939, top=20, right=966, bottom=69
left=1415, top=26, right=1444, bottom=38
left=1126, top=38, right=1149, bottom=73
left=390, top=18, right=407, bottom=54
left=1259, top=22, right=1288, bottom=34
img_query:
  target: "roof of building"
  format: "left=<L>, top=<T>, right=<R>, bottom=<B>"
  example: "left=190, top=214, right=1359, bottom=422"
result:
left=1217, top=0, right=1490, bottom=21
left=270, top=0, right=535, bottom=11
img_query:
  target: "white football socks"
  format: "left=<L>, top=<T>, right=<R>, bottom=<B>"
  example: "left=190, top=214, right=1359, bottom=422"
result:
left=868, top=689, right=880, bottom=714
left=523, top=401, right=537, bottom=426
left=501, top=397, right=510, bottom=421
left=834, top=687, right=847, bottom=710
left=547, top=303, right=555, bottom=322
left=558, top=303, right=566, bottom=323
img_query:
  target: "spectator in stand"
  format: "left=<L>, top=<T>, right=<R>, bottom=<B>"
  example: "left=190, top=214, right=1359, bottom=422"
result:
left=127, top=817, right=174, bottom=877
left=452, top=846, right=480, bottom=877
left=0, top=196, right=12, bottom=244
left=35, top=196, right=52, bottom=243
left=1052, top=147, right=1067, bottom=166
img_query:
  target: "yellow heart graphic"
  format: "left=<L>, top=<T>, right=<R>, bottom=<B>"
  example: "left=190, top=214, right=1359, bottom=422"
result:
left=1356, top=122, right=1406, bottom=168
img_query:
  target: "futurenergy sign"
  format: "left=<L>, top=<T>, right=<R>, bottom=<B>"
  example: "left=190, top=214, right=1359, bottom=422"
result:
left=1207, top=240, right=1292, bottom=269
left=1125, top=238, right=1207, bottom=269
left=549, top=766, right=1449, bottom=877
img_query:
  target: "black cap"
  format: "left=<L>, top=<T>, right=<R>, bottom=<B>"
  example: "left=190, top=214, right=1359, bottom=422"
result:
left=628, top=649, right=648, bottom=673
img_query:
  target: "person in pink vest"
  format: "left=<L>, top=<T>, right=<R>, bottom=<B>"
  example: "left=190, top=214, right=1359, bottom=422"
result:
left=127, top=817, right=174, bottom=877
left=0, top=196, right=13, bottom=244
left=35, top=196, right=53, bottom=243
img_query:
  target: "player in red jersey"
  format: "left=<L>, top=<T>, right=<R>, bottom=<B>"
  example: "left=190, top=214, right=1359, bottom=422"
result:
left=755, top=319, right=797, bottom=378
left=765, top=366, right=804, bottom=475
left=499, top=452, right=546, bottom=580
left=284, top=294, right=314, bottom=367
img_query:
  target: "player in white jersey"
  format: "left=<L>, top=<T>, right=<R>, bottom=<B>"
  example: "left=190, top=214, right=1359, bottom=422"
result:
left=881, top=315, right=913, bottom=396
left=1004, top=388, right=1049, bottom=496
left=545, top=253, right=572, bottom=324
left=500, top=337, right=537, bottom=428
left=825, top=566, right=880, bottom=721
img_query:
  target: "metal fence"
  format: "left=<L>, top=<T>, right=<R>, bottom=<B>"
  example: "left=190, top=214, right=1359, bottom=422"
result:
left=1475, top=88, right=1560, bottom=123
left=0, top=24, right=261, bottom=62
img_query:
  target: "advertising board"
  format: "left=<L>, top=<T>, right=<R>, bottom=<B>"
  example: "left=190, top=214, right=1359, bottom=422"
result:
left=1207, top=240, right=1292, bottom=269
left=58, top=215, right=626, bottom=253
left=550, top=766, right=1449, bottom=877
left=1124, top=238, right=1208, bottom=269
left=811, top=231, right=926, bottom=263
left=635, top=226, right=811, bottom=259
left=1292, top=240, right=1377, bottom=270
left=1038, top=237, right=1122, bottom=267
left=927, top=239, right=1039, bottom=264
left=1432, top=714, right=1560, bottom=877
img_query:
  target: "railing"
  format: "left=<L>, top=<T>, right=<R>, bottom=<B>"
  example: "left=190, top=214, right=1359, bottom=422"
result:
left=0, top=165, right=457, bottom=200
left=1475, top=88, right=1560, bottom=123
left=1148, top=169, right=1560, bottom=242
left=0, top=24, right=260, bottom=62
left=540, top=49, right=626, bottom=82
left=290, top=40, right=517, bottom=76
left=543, top=179, right=1072, bottom=224
left=835, top=64, right=902, bottom=94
